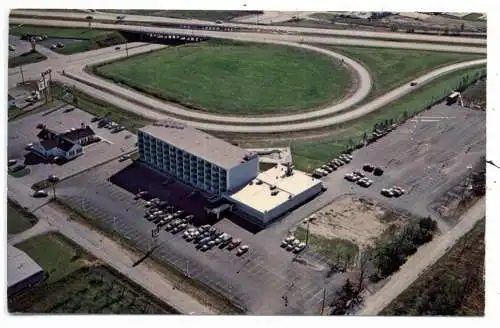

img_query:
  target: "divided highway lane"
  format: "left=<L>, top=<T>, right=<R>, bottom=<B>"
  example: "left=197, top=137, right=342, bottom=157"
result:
left=10, top=18, right=487, bottom=54
left=11, top=10, right=487, bottom=46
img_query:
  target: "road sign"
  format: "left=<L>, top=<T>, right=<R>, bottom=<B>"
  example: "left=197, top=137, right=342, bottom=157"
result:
left=38, top=78, right=49, bottom=91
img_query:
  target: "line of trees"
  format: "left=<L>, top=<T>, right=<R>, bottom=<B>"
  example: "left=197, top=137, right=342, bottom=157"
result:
left=372, top=217, right=438, bottom=278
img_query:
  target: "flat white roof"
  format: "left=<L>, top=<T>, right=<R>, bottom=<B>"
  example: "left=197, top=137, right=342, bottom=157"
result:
left=7, top=244, right=44, bottom=288
left=229, top=164, right=322, bottom=214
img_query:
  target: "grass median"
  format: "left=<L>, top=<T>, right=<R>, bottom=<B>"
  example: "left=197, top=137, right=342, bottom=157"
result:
left=94, top=40, right=352, bottom=115
left=314, top=45, right=485, bottom=101
left=52, top=83, right=152, bottom=133
left=8, top=50, right=47, bottom=68
left=7, top=200, right=38, bottom=234
left=9, top=24, right=126, bottom=55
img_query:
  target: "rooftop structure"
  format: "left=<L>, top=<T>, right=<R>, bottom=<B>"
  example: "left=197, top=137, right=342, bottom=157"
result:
left=139, top=120, right=252, bottom=170
left=7, top=244, right=44, bottom=296
left=228, top=164, right=323, bottom=224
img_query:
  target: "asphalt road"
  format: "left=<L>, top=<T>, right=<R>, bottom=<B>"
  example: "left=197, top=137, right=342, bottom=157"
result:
left=9, top=18, right=487, bottom=54
left=357, top=198, right=485, bottom=315
left=7, top=25, right=486, bottom=134
left=11, top=10, right=487, bottom=45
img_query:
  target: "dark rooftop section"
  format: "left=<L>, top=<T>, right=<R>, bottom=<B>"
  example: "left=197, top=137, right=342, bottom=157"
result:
left=39, top=139, right=59, bottom=150
left=61, top=126, right=95, bottom=142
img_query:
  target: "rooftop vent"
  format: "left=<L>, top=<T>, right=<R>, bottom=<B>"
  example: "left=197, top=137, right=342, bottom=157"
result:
left=270, top=185, right=276, bottom=190
left=271, top=190, right=279, bottom=196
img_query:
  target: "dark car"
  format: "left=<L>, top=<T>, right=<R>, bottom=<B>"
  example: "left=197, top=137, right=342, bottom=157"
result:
left=363, top=164, right=375, bottom=172
left=48, top=174, right=60, bottom=183
left=91, top=116, right=101, bottom=122
left=410, top=81, right=418, bottom=86
left=373, top=167, right=384, bottom=176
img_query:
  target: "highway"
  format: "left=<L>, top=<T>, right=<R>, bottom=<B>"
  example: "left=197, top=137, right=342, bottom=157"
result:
left=11, top=10, right=487, bottom=46
left=8, top=16, right=486, bottom=133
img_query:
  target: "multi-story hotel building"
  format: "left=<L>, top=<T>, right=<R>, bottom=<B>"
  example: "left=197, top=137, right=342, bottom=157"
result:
left=137, top=120, right=259, bottom=196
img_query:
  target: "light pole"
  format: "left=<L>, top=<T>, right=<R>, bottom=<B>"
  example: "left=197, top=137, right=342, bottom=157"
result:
left=305, top=219, right=310, bottom=246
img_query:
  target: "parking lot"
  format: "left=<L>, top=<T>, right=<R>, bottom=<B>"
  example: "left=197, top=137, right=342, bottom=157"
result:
left=55, top=159, right=348, bottom=314
left=268, top=103, right=485, bottom=238
left=7, top=105, right=137, bottom=186
left=8, top=35, right=32, bottom=58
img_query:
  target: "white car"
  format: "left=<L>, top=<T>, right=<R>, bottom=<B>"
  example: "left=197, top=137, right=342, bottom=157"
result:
left=293, top=242, right=306, bottom=253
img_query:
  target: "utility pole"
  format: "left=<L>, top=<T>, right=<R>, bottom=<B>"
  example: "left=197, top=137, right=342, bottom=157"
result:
left=19, top=65, right=25, bottom=84
left=186, top=260, right=190, bottom=278
left=305, top=219, right=310, bottom=246
left=125, top=41, right=129, bottom=57
left=321, top=288, right=326, bottom=315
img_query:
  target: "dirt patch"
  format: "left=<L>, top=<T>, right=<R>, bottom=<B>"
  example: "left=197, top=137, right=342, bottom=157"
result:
left=306, top=196, right=401, bottom=248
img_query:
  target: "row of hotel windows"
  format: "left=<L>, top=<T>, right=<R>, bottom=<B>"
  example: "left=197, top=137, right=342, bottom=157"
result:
left=143, top=156, right=226, bottom=193
left=138, top=138, right=225, bottom=173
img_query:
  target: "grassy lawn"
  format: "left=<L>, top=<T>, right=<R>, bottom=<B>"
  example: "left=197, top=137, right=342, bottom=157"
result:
left=289, top=65, right=486, bottom=171
left=8, top=166, right=31, bottom=178
left=294, top=226, right=359, bottom=266
left=94, top=40, right=351, bottom=115
left=7, top=201, right=37, bottom=234
left=9, top=24, right=110, bottom=39
left=8, top=50, right=47, bottom=68
left=316, top=45, right=485, bottom=101
left=15, top=232, right=87, bottom=284
left=10, top=232, right=176, bottom=314
left=382, top=219, right=485, bottom=315
left=52, top=83, right=152, bottom=133
left=9, top=25, right=126, bottom=55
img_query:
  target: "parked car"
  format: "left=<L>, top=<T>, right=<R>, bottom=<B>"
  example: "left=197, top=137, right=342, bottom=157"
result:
left=373, top=167, right=384, bottom=176
left=25, top=143, right=33, bottom=151
left=33, top=190, right=48, bottom=198
left=293, top=242, right=306, bottom=253
left=237, top=245, right=249, bottom=256
left=410, top=81, right=418, bottom=86
left=380, top=188, right=394, bottom=197
left=363, top=164, right=375, bottom=172
left=321, top=165, right=333, bottom=173
left=119, top=154, right=130, bottom=162
left=91, top=116, right=101, bottom=122
left=48, top=174, right=60, bottom=183
left=357, top=177, right=373, bottom=188
left=8, top=159, right=17, bottom=166
left=227, top=239, right=242, bottom=250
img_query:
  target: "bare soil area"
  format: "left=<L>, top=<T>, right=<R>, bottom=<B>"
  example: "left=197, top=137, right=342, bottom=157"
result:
left=307, top=196, right=402, bottom=248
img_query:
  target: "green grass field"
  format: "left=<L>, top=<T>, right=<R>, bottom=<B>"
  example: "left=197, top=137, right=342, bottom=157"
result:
left=7, top=201, right=37, bottom=234
left=8, top=50, right=47, bottom=68
left=9, top=25, right=126, bottom=55
left=319, top=45, right=485, bottom=100
left=288, top=65, right=486, bottom=171
left=10, top=232, right=176, bottom=314
left=94, top=41, right=351, bottom=115
left=294, top=226, right=359, bottom=266
left=9, top=24, right=110, bottom=39
left=15, top=232, right=88, bottom=284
